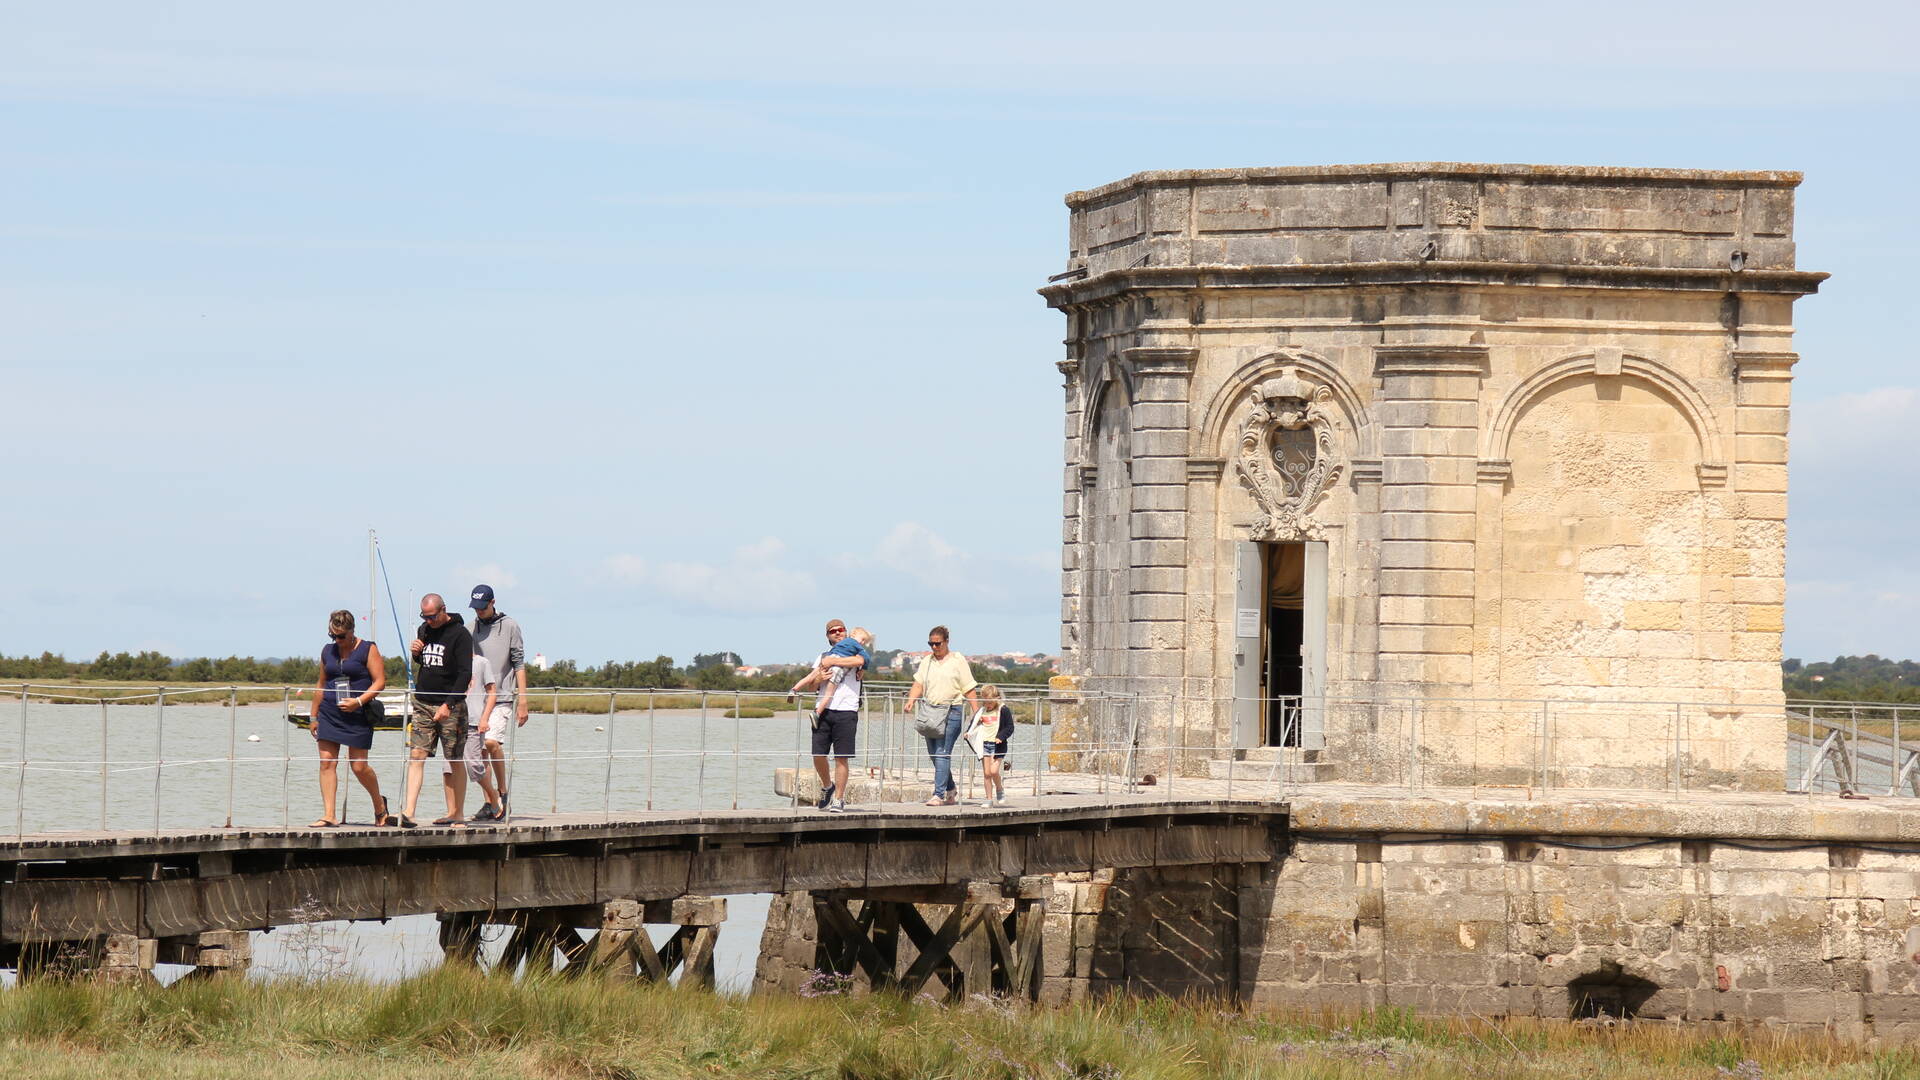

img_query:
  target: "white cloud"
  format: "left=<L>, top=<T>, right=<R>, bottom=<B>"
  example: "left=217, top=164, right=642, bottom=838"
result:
left=604, top=522, right=1053, bottom=624
left=454, top=563, right=518, bottom=589
left=605, top=538, right=819, bottom=616
left=1785, top=385, right=1920, bottom=660
left=843, top=520, right=1054, bottom=613
left=598, top=191, right=934, bottom=208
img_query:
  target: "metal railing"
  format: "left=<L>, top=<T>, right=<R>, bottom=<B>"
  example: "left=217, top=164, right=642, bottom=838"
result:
left=1787, top=700, right=1920, bottom=796
left=0, top=682, right=1910, bottom=839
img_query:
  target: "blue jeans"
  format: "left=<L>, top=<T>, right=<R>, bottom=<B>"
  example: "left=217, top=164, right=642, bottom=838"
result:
left=926, top=705, right=962, bottom=798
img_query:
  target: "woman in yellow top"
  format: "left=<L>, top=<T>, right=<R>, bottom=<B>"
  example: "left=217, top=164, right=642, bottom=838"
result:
left=901, top=625, right=981, bottom=806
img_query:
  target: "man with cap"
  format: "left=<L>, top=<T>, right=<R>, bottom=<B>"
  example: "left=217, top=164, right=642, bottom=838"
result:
left=466, top=584, right=527, bottom=822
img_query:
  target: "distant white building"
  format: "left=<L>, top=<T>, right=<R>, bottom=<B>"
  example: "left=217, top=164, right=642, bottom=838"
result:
left=531, top=653, right=551, bottom=672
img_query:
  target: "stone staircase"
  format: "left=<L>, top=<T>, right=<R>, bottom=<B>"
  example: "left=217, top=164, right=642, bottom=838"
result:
left=1205, top=746, right=1342, bottom=784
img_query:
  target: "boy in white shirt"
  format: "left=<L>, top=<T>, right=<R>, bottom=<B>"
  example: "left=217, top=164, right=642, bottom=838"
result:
left=442, top=650, right=499, bottom=827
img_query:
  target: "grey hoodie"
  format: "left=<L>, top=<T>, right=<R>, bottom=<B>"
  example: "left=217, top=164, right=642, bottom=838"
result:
left=472, top=611, right=526, bottom=704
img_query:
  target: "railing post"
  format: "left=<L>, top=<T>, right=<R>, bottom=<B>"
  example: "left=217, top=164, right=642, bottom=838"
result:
left=790, top=690, right=803, bottom=810
left=604, top=691, right=616, bottom=823
left=226, top=687, right=238, bottom=828
left=502, top=685, right=519, bottom=825
left=698, top=691, right=708, bottom=814
left=1843, top=703, right=1858, bottom=795
left=153, top=687, right=165, bottom=834
left=99, top=697, right=109, bottom=831
left=647, top=690, right=656, bottom=812
left=1894, top=708, right=1904, bottom=798
left=731, top=690, right=741, bottom=811
left=16, top=682, right=27, bottom=839
left=550, top=688, right=561, bottom=814
left=1538, top=699, right=1550, bottom=794
left=281, top=686, right=291, bottom=828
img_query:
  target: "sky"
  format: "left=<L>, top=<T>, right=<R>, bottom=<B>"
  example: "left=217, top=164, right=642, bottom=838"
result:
left=1, top=1, right=1916, bottom=668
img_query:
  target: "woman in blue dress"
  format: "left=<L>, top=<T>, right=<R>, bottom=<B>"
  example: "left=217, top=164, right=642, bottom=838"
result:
left=308, top=609, right=394, bottom=827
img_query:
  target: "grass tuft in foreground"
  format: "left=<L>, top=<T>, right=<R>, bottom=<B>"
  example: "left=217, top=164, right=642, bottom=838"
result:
left=1, top=968, right=1918, bottom=1079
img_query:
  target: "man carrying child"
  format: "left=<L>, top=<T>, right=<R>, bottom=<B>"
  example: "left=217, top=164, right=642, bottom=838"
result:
left=787, top=619, right=872, bottom=814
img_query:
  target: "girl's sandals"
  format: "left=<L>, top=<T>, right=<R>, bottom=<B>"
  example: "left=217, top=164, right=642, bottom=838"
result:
left=308, top=818, right=339, bottom=829
left=372, top=796, right=397, bottom=828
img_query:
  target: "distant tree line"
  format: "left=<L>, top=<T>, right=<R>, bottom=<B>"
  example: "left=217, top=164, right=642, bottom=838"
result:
left=0, top=647, right=1056, bottom=691
left=1783, top=656, right=1920, bottom=704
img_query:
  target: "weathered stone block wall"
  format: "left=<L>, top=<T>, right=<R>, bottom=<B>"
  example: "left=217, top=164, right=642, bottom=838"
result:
left=1248, top=833, right=1920, bottom=1039
left=1043, top=164, right=1821, bottom=788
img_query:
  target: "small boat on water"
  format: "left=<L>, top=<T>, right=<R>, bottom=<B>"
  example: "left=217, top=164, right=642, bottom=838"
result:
left=286, top=691, right=410, bottom=730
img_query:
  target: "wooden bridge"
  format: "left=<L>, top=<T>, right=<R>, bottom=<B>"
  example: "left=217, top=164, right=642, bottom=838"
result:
left=0, top=796, right=1284, bottom=996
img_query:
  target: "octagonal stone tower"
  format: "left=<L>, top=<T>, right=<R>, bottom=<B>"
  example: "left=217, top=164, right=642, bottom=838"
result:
left=1040, top=164, right=1824, bottom=791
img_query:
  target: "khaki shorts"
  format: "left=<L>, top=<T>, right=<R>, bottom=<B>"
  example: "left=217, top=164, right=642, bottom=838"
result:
left=477, top=703, right=512, bottom=751
left=409, top=697, right=469, bottom=759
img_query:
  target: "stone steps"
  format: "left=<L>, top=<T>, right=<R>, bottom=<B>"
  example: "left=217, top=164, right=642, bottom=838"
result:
left=1206, top=748, right=1342, bottom=783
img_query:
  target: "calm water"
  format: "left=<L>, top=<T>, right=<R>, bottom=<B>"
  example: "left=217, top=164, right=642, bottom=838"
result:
left=0, top=698, right=1043, bottom=988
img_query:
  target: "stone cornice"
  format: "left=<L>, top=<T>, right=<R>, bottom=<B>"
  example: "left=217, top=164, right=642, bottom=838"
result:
left=1123, top=346, right=1199, bottom=375
left=1374, top=343, right=1491, bottom=377
left=1037, top=263, right=1828, bottom=308
left=1185, top=459, right=1225, bottom=482
left=1476, top=460, right=1512, bottom=485
left=1065, top=162, right=1804, bottom=207
left=1349, top=459, right=1384, bottom=485
left=1732, top=351, right=1799, bottom=381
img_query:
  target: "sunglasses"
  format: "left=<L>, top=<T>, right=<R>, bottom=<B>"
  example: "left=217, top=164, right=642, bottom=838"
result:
left=827, top=627, right=846, bottom=635
left=928, top=640, right=944, bottom=647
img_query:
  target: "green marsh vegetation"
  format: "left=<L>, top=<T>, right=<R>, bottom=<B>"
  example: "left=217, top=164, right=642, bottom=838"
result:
left=0, top=968, right=1915, bottom=1079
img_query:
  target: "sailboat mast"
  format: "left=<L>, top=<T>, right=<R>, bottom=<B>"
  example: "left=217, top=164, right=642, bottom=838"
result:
left=368, top=529, right=378, bottom=649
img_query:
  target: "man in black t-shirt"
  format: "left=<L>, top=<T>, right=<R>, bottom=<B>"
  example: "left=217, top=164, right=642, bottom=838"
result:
left=401, top=593, right=474, bottom=828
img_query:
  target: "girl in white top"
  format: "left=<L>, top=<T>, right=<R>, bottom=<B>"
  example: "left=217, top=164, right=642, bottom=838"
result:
left=968, top=684, right=1014, bottom=806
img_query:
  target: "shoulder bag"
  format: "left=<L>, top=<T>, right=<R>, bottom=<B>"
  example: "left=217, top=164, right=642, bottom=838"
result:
left=911, top=657, right=952, bottom=739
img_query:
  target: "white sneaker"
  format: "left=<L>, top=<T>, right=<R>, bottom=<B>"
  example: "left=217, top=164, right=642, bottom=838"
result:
left=993, top=796, right=1010, bottom=807
left=978, top=798, right=997, bottom=808
left=828, top=800, right=847, bottom=813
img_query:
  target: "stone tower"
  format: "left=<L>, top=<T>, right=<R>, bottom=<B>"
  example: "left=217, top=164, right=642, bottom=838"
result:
left=1040, top=164, right=1824, bottom=790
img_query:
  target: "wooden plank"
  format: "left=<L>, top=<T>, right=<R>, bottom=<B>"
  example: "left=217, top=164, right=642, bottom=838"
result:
left=1010, top=899, right=1045, bottom=1000
left=683, top=925, right=718, bottom=988
left=656, top=926, right=693, bottom=976
left=945, top=839, right=1004, bottom=884
left=598, top=849, right=692, bottom=903
left=863, top=840, right=949, bottom=887
left=267, top=867, right=388, bottom=925
left=631, top=926, right=668, bottom=981
left=1090, top=826, right=1158, bottom=870
left=688, top=843, right=787, bottom=894
left=897, top=902, right=968, bottom=997
left=784, top=842, right=870, bottom=892
left=1026, top=830, right=1094, bottom=876
left=1, top=880, right=140, bottom=941
left=496, top=856, right=598, bottom=910
left=870, top=900, right=901, bottom=978
left=386, top=859, right=496, bottom=919
left=812, top=896, right=891, bottom=989
left=983, top=908, right=1016, bottom=991
left=557, top=927, right=595, bottom=974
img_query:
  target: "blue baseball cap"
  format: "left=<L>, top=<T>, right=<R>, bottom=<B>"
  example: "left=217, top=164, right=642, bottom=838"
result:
left=469, top=584, right=495, bottom=610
